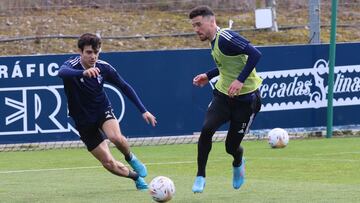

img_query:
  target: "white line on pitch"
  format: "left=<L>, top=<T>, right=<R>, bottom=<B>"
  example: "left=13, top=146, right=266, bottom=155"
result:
left=0, top=160, right=201, bottom=174
left=250, top=156, right=359, bottom=162
left=214, top=155, right=359, bottom=162
left=0, top=166, right=101, bottom=174
left=313, top=151, right=360, bottom=156
left=3, top=155, right=357, bottom=175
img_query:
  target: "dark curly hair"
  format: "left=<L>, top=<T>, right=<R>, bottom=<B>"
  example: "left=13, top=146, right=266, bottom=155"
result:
left=78, top=33, right=101, bottom=52
left=189, top=5, right=214, bottom=19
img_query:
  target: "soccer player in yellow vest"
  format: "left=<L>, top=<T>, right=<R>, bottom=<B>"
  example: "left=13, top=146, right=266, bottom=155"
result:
left=189, top=6, right=262, bottom=193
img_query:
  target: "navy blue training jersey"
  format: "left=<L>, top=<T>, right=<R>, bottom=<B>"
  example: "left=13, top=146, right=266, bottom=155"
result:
left=58, top=56, right=146, bottom=126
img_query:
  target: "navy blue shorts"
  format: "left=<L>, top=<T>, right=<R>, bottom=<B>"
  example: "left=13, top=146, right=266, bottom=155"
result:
left=76, top=107, right=116, bottom=151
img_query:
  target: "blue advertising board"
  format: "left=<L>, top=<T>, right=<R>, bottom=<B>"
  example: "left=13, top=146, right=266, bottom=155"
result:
left=0, top=43, right=359, bottom=144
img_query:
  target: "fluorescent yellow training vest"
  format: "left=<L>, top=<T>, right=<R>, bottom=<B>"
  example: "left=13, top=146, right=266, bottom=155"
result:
left=211, top=29, right=262, bottom=95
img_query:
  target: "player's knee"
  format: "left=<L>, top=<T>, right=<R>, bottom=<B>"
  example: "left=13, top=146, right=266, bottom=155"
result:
left=102, top=158, right=116, bottom=170
left=225, top=146, right=234, bottom=155
left=198, top=133, right=212, bottom=146
left=225, top=143, right=236, bottom=155
left=108, top=133, right=125, bottom=144
left=201, top=123, right=216, bottom=137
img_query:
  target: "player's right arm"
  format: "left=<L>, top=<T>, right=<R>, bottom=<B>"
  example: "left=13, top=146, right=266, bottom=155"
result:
left=58, top=61, right=99, bottom=78
left=57, top=61, right=83, bottom=78
left=193, top=68, right=218, bottom=87
left=193, top=73, right=208, bottom=87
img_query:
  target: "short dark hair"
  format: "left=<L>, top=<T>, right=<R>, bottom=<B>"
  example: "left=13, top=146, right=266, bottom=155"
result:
left=78, top=33, right=101, bottom=52
left=189, top=5, right=214, bottom=19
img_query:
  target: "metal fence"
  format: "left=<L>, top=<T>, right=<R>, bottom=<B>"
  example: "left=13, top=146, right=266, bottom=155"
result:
left=0, top=0, right=359, bottom=55
left=1, top=0, right=359, bottom=32
left=0, top=0, right=255, bottom=12
left=1, top=0, right=359, bottom=15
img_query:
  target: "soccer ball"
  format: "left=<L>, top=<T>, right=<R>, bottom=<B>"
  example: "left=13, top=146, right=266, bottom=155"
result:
left=149, top=176, right=175, bottom=202
left=268, top=128, right=289, bottom=148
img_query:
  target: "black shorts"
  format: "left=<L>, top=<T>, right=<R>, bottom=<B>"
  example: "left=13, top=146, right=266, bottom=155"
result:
left=76, top=107, right=116, bottom=151
left=203, top=89, right=261, bottom=137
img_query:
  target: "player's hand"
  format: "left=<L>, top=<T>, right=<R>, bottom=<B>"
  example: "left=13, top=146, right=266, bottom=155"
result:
left=83, top=67, right=100, bottom=78
left=228, top=79, right=244, bottom=98
left=142, top=111, right=157, bottom=127
left=193, top=73, right=209, bottom=87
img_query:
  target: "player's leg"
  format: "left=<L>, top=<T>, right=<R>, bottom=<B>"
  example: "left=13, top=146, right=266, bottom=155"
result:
left=91, top=140, right=130, bottom=177
left=77, top=123, right=147, bottom=190
left=101, top=118, right=130, bottom=156
left=192, top=90, right=230, bottom=193
left=225, top=120, right=247, bottom=190
left=197, top=105, right=228, bottom=177
left=101, top=118, right=147, bottom=177
left=225, top=111, right=249, bottom=168
left=226, top=90, right=261, bottom=165
left=90, top=140, right=148, bottom=190
left=226, top=90, right=261, bottom=189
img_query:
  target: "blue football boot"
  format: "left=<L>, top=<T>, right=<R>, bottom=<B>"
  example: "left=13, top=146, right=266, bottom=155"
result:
left=233, top=158, right=245, bottom=189
left=192, top=176, right=206, bottom=193
left=127, top=153, right=147, bottom=177
left=135, top=177, right=148, bottom=191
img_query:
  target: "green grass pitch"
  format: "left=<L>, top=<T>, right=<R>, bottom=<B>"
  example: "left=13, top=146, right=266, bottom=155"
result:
left=1, top=137, right=360, bottom=203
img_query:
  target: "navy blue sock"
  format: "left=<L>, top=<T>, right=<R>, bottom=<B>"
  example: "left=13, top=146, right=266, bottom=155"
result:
left=128, top=170, right=139, bottom=180
left=125, top=153, right=132, bottom=162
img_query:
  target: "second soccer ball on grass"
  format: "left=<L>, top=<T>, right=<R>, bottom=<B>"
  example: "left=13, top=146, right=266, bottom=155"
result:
left=268, top=128, right=289, bottom=148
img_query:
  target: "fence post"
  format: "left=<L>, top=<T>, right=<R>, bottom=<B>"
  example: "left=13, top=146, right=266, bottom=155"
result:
left=266, top=0, right=278, bottom=32
left=309, top=0, right=321, bottom=44
left=326, top=0, right=338, bottom=138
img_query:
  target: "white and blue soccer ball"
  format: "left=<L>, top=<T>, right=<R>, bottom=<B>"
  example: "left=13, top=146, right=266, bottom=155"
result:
left=149, top=176, right=175, bottom=202
left=268, top=128, right=289, bottom=148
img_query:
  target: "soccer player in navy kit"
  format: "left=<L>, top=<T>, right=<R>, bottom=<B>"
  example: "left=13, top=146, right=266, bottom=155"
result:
left=58, top=33, right=156, bottom=190
left=189, top=6, right=262, bottom=193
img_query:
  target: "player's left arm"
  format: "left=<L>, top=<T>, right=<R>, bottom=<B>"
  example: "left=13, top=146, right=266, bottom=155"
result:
left=105, top=65, right=157, bottom=126
left=236, top=44, right=262, bottom=83
left=219, top=31, right=262, bottom=96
